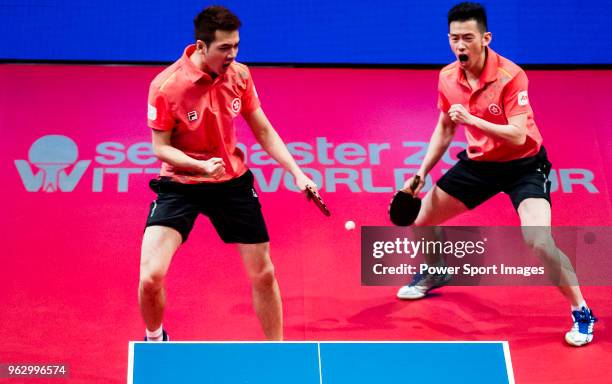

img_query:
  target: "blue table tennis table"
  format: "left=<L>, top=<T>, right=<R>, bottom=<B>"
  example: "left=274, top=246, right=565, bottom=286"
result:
left=128, top=341, right=514, bottom=384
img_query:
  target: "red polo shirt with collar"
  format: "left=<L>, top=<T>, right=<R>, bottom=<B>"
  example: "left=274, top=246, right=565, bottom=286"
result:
left=437, top=48, right=543, bottom=161
left=147, top=45, right=260, bottom=183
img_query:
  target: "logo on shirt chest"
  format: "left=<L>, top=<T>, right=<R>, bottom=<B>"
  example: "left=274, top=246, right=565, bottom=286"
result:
left=187, top=111, right=198, bottom=121
left=488, top=103, right=502, bottom=116
left=231, top=98, right=241, bottom=113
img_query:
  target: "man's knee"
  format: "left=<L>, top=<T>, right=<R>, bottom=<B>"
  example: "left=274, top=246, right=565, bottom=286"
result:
left=248, top=262, right=277, bottom=289
left=139, top=265, right=166, bottom=293
left=239, top=243, right=277, bottom=288
left=524, top=232, right=556, bottom=257
left=139, top=227, right=180, bottom=293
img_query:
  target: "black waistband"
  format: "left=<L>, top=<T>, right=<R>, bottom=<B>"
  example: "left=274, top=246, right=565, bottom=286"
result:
left=152, top=170, right=253, bottom=193
left=457, top=146, right=549, bottom=171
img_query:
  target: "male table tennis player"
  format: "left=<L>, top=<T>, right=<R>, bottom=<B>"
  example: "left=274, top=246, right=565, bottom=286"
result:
left=396, top=2, right=596, bottom=346
left=139, top=6, right=316, bottom=341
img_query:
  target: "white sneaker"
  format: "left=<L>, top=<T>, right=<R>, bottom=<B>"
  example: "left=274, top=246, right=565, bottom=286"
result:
left=565, top=307, right=597, bottom=347
left=396, top=272, right=452, bottom=300
left=397, top=284, right=429, bottom=299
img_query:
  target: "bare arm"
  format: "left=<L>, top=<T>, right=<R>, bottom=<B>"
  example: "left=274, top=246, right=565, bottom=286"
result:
left=151, top=129, right=225, bottom=178
left=243, top=107, right=314, bottom=190
left=402, top=111, right=457, bottom=194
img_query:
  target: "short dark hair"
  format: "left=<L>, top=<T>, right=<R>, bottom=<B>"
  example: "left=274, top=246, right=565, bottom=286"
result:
left=194, top=6, right=241, bottom=46
left=448, top=2, right=487, bottom=33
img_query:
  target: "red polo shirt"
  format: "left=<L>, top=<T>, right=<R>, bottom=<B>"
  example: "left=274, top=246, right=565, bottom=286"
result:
left=437, top=48, right=543, bottom=161
left=147, top=45, right=260, bottom=183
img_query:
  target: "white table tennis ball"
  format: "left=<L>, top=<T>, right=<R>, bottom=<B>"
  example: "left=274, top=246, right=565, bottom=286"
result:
left=345, top=220, right=356, bottom=231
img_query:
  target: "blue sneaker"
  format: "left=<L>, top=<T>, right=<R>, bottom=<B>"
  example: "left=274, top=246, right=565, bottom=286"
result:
left=144, top=329, right=169, bottom=342
left=565, top=307, right=597, bottom=347
left=396, top=272, right=452, bottom=300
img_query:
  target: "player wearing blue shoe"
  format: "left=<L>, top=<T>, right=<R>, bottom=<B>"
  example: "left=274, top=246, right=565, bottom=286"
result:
left=396, top=2, right=596, bottom=346
left=565, top=307, right=597, bottom=347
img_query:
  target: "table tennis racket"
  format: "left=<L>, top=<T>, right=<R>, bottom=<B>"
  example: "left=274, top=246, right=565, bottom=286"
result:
left=305, top=185, right=331, bottom=217
left=389, top=175, right=421, bottom=226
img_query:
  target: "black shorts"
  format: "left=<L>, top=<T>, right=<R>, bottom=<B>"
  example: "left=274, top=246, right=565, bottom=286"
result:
left=145, top=170, right=269, bottom=244
left=437, top=146, right=552, bottom=210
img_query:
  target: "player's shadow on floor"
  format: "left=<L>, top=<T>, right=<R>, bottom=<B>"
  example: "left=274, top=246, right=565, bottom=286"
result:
left=231, top=291, right=571, bottom=346
left=278, top=290, right=502, bottom=334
